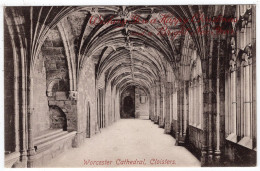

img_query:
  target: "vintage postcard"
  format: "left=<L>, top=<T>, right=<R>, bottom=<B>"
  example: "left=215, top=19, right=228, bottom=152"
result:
left=1, top=0, right=258, bottom=169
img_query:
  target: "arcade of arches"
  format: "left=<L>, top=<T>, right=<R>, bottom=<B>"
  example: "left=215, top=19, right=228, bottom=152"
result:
left=4, top=5, right=256, bottom=167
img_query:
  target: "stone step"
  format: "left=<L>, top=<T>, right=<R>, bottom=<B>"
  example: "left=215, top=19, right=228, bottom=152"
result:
left=34, top=131, right=68, bottom=146
left=35, top=131, right=76, bottom=153
left=139, top=116, right=149, bottom=119
left=34, top=129, right=63, bottom=141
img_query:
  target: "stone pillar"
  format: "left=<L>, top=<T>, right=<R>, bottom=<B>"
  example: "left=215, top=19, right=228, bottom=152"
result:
left=159, top=82, right=165, bottom=127
left=153, top=83, right=157, bottom=123
left=214, top=38, right=223, bottom=165
left=154, top=81, right=160, bottom=124
left=164, top=82, right=172, bottom=133
left=208, top=79, right=214, bottom=165
left=67, top=91, right=81, bottom=148
left=13, top=42, right=20, bottom=155
left=21, top=54, right=28, bottom=167
left=200, top=58, right=208, bottom=166
left=252, top=5, right=257, bottom=150
left=149, top=85, right=155, bottom=121
left=176, top=80, right=185, bottom=145
left=214, top=75, right=221, bottom=165
left=176, top=82, right=180, bottom=145
left=27, top=77, right=36, bottom=168
left=172, top=83, right=178, bottom=137
left=183, top=81, right=187, bottom=137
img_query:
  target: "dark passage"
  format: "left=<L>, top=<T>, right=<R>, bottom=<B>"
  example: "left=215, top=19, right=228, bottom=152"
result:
left=123, top=96, right=135, bottom=118
left=120, top=86, right=135, bottom=118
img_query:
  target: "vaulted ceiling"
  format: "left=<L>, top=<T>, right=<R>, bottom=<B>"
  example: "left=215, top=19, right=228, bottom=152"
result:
left=5, top=5, right=235, bottom=94
left=57, top=6, right=184, bottom=93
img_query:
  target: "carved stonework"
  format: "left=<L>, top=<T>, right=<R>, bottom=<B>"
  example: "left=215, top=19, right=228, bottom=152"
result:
left=242, top=43, right=252, bottom=66
left=69, top=91, right=78, bottom=100
left=244, top=43, right=252, bottom=57
left=46, top=91, right=53, bottom=97
left=229, top=60, right=236, bottom=72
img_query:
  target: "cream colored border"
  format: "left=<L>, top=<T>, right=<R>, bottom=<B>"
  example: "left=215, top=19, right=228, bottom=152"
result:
left=0, top=1, right=259, bottom=171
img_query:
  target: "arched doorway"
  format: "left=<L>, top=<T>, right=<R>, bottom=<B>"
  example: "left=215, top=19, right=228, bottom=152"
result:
left=123, top=96, right=135, bottom=118
left=49, top=106, right=67, bottom=131
left=120, top=86, right=136, bottom=118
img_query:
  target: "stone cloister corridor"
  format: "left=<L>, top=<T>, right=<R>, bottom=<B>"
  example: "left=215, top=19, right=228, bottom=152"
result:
left=4, top=5, right=256, bottom=168
left=46, top=119, right=200, bottom=167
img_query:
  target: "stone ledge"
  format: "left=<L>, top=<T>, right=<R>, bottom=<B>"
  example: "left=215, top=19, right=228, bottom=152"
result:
left=31, top=131, right=77, bottom=167
left=226, top=133, right=237, bottom=143
left=5, top=151, right=20, bottom=168
left=34, top=129, right=63, bottom=141
left=35, top=131, right=77, bottom=152
left=238, top=136, right=253, bottom=149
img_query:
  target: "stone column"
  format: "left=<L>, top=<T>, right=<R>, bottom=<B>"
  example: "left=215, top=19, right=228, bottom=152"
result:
left=21, top=49, right=28, bottom=167
left=207, top=79, right=213, bottom=165
left=200, top=59, right=208, bottom=166
left=154, top=81, right=160, bottom=124
left=97, top=90, right=100, bottom=129
left=102, top=89, right=105, bottom=128
left=153, top=83, right=157, bottom=123
left=190, top=81, right=193, bottom=125
left=27, top=76, right=36, bottom=167
left=176, top=80, right=185, bottom=145
left=68, top=91, right=81, bottom=148
left=159, top=82, right=165, bottom=127
left=183, top=81, right=187, bottom=137
left=179, top=83, right=183, bottom=138
left=164, top=82, right=172, bottom=133
left=214, top=38, right=222, bottom=165
left=12, top=34, right=20, bottom=154
left=149, top=85, right=155, bottom=121
left=4, top=10, right=28, bottom=167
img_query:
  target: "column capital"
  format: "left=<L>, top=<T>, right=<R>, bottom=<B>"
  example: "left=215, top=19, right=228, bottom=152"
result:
left=229, top=59, right=237, bottom=72
left=46, top=91, right=53, bottom=97
left=69, top=91, right=78, bottom=100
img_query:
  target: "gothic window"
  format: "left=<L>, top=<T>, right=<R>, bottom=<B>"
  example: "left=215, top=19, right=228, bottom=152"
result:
left=225, top=60, right=237, bottom=142
left=188, top=51, right=203, bottom=129
left=189, top=76, right=203, bottom=129
left=238, top=51, right=253, bottom=148
left=226, top=49, right=255, bottom=149
left=225, top=4, right=256, bottom=150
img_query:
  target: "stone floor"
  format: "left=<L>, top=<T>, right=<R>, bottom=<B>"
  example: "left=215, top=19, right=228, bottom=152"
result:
left=46, top=119, right=201, bottom=167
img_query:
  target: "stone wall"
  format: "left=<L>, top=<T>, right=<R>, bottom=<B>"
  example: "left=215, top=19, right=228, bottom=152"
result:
left=105, top=81, right=112, bottom=126
left=43, top=27, right=69, bottom=93
left=32, top=52, right=50, bottom=137
left=77, top=57, right=97, bottom=141
left=135, top=88, right=149, bottom=119
left=4, top=27, right=15, bottom=152
left=114, top=90, right=121, bottom=121
left=186, top=126, right=204, bottom=159
left=32, top=26, right=71, bottom=137
left=223, top=141, right=256, bottom=166
left=47, top=93, right=77, bottom=132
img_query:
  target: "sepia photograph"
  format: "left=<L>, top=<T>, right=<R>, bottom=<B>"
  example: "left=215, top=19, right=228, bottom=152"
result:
left=2, top=1, right=257, bottom=168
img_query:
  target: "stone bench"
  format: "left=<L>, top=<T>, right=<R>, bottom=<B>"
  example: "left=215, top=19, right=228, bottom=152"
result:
left=32, top=129, right=77, bottom=167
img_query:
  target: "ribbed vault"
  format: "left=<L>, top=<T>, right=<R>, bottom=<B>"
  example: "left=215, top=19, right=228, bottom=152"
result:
left=5, top=5, right=217, bottom=94
left=70, top=6, right=188, bottom=94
